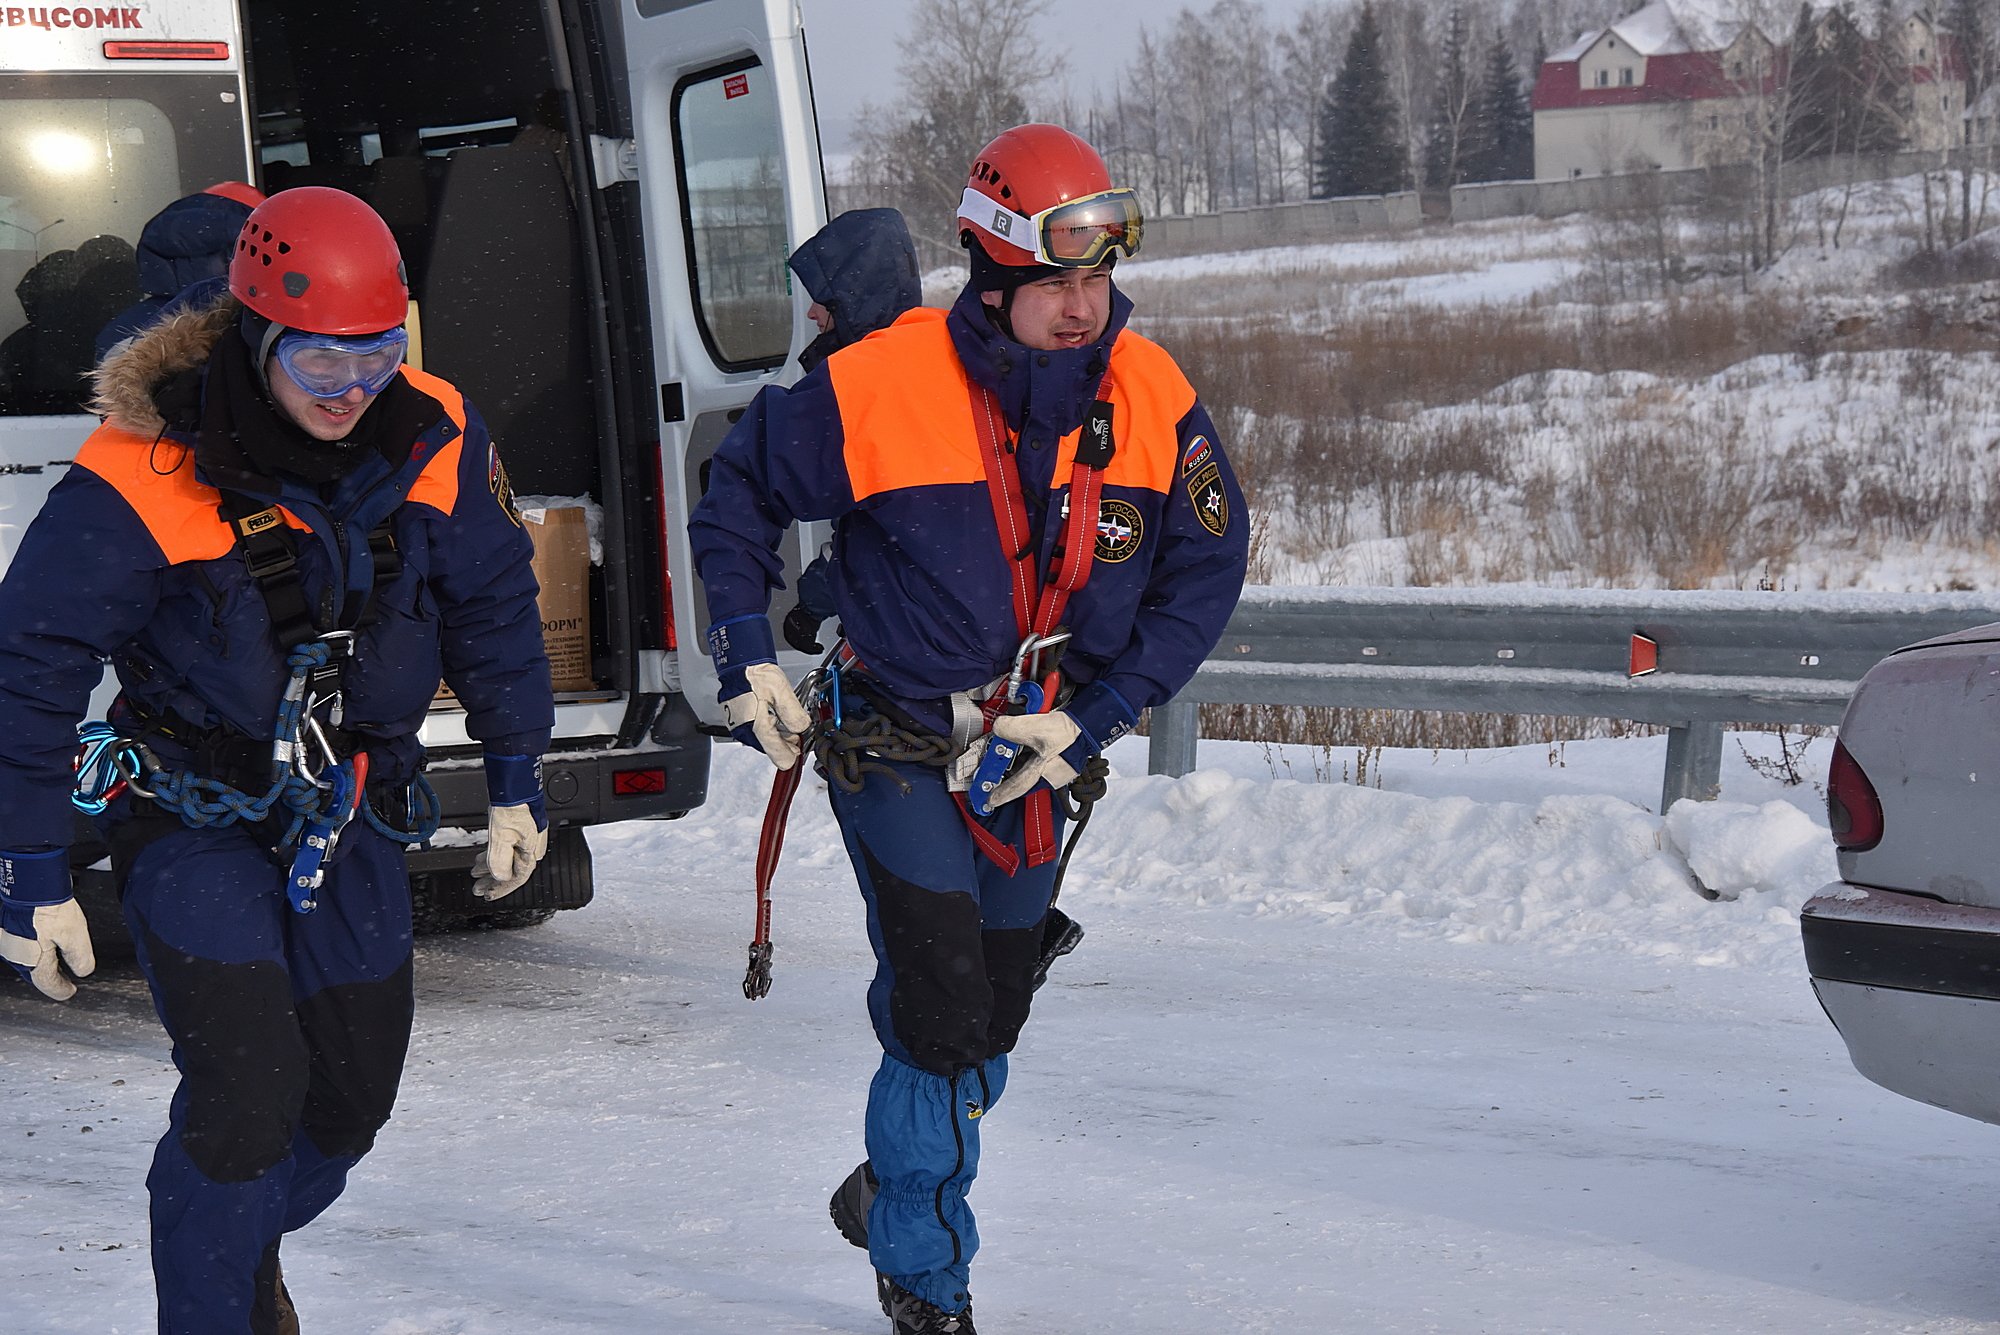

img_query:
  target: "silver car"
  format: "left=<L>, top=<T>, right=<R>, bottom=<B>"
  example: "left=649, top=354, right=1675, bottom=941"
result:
left=1803, top=622, right=2000, bottom=1125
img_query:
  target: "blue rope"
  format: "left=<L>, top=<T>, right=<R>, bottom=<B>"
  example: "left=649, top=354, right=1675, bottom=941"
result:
left=70, top=639, right=441, bottom=850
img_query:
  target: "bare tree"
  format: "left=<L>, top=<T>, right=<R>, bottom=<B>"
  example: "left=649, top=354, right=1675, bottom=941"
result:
left=852, top=0, right=1065, bottom=266
left=1279, top=2, right=1353, bottom=202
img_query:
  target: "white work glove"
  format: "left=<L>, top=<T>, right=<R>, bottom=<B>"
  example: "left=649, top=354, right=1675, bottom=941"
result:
left=471, top=804, right=549, bottom=900
left=0, top=846, right=95, bottom=1001
left=985, top=710, right=1085, bottom=809
left=723, top=661, right=813, bottom=770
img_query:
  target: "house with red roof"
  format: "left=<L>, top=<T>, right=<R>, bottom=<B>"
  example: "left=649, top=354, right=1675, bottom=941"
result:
left=1532, top=0, right=1962, bottom=180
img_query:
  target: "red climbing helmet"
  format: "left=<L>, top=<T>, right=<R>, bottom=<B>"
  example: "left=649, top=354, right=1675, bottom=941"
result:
left=228, top=187, right=408, bottom=335
left=957, top=124, right=1143, bottom=271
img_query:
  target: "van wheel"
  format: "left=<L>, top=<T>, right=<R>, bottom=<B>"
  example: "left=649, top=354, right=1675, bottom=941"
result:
left=409, top=870, right=562, bottom=935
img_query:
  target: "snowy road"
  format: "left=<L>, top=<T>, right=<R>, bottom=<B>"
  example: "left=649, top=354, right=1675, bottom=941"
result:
left=5, top=738, right=2000, bottom=1334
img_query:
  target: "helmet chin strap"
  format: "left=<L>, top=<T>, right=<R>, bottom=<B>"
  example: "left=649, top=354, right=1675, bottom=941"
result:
left=239, top=309, right=290, bottom=397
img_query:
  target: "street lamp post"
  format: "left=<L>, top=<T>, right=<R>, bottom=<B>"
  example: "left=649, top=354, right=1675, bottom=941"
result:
left=0, top=219, right=66, bottom=259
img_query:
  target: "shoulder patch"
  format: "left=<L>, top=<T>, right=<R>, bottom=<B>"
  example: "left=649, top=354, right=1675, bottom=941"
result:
left=1186, top=461, right=1229, bottom=537
left=488, top=442, right=522, bottom=526
left=1181, top=434, right=1213, bottom=476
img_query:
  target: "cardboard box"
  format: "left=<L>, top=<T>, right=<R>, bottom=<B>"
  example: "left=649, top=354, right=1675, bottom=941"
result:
left=526, top=504, right=594, bottom=692
left=434, top=503, right=594, bottom=703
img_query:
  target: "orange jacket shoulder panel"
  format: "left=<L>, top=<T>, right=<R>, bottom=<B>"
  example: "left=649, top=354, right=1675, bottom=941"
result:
left=74, top=425, right=236, bottom=565
left=1098, top=331, right=1198, bottom=491
left=828, top=310, right=985, bottom=501
left=398, top=366, right=468, bottom=515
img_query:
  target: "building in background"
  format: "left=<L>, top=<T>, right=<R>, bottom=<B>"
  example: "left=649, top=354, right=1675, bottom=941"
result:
left=1532, top=0, right=1963, bottom=180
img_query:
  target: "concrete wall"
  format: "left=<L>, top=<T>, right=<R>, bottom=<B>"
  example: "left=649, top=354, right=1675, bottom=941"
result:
left=1455, top=145, right=1985, bottom=222
left=1124, top=146, right=1985, bottom=262
left=1140, top=192, right=1422, bottom=261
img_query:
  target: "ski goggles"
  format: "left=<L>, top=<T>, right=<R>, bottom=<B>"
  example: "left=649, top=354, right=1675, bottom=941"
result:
left=272, top=327, right=408, bottom=399
left=960, top=186, right=1144, bottom=268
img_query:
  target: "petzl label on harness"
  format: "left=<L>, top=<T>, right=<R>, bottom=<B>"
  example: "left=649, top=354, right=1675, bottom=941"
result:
left=1187, top=461, right=1229, bottom=537
left=1078, top=401, right=1115, bottom=469
left=236, top=508, right=284, bottom=537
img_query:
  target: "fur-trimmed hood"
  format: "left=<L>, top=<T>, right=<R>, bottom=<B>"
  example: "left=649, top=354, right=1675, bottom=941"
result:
left=89, top=290, right=239, bottom=435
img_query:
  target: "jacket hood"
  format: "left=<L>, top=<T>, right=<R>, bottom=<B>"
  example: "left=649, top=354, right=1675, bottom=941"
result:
left=136, top=190, right=255, bottom=298
left=788, top=208, right=921, bottom=351
left=89, top=288, right=238, bottom=435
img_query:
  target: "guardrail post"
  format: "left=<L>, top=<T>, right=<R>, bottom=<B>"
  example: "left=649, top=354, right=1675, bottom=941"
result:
left=1149, top=701, right=1199, bottom=777
left=1660, top=722, right=1725, bottom=812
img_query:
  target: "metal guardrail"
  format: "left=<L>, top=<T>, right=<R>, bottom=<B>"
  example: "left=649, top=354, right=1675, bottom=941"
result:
left=1148, top=586, right=2000, bottom=813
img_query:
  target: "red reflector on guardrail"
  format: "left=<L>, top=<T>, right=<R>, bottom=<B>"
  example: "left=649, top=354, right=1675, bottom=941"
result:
left=613, top=767, right=667, bottom=796
left=104, top=40, right=230, bottom=59
left=1628, top=633, right=1659, bottom=678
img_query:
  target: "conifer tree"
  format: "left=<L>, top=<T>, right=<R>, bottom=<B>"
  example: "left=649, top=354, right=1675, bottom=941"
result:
left=1465, top=33, right=1534, bottom=181
left=1314, top=2, right=1407, bottom=197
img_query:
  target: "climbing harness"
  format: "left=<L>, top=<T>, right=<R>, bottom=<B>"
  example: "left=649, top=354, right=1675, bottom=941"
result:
left=70, top=494, right=438, bottom=915
left=740, top=362, right=1122, bottom=998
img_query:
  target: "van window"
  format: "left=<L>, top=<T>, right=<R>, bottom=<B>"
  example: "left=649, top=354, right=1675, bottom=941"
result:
left=0, top=74, right=245, bottom=416
left=673, top=60, right=790, bottom=371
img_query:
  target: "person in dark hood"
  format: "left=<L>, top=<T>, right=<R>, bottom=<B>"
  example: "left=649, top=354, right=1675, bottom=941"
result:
left=94, top=180, right=266, bottom=361
left=781, top=208, right=923, bottom=653
left=689, top=125, right=1247, bottom=1335
left=0, top=187, right=553, bottom=1335
left=788, top=206, right=921, bottom=373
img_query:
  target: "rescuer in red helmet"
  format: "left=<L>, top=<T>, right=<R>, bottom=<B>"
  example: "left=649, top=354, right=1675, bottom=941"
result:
left=691, top=125, right=1248, bottom=1333
left=0, top=185, right=554, bottom=1334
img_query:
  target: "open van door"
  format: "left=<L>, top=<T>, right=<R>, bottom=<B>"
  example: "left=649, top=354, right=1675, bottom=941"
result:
left=616, top=0, right=827, bottom=724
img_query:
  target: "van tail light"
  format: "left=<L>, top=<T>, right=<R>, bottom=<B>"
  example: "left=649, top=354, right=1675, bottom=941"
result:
left=1827, top=739, right=1884, bottom=851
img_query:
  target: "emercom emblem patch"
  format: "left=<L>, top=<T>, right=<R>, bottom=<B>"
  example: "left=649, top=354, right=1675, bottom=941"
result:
left=1187, top=461, right=1229, bottom=537
left=489, top=442, right=522, bottom=526
left=1095, top=498, right=1144, bottom=563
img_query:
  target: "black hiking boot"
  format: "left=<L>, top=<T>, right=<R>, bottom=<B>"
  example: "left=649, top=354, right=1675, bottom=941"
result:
left=830, top=1159, right=877, bottom=1249
left=252, top=1246, right=300, bottom=1335
left=877, top=1272, right=977, bottom=1334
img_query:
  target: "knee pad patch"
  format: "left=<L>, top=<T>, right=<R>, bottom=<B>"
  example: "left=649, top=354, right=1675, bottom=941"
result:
left=297, top=959, right=415, bottom=1157
left=860, top=841, right=991, bottom=1077
left=144, top=930, right=307, bottom=1184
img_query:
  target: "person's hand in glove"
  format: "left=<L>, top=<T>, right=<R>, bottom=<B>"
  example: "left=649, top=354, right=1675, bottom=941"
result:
left=724, top=663, right=813, bottom=769
left=982, top=681, right=1140, bottom=810
left=986, top=711, right=1090, bottom=808
left=0, top=847, right=95, bottom=1001
left=471, top=754, right=549, bottom=900
left=708, top=614, right=811, bottom=770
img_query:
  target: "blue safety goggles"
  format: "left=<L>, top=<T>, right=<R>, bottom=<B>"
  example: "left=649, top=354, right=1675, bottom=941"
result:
left=273, top=327, right=408, bottom=399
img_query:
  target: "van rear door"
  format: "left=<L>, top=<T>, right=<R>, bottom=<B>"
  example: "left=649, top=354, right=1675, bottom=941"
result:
left=614, top=0, right=827, bottom=724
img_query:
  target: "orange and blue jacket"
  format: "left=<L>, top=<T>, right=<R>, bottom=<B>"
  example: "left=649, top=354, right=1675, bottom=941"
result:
left=0, top=337, right=552, bottom=849
left=690, top=282, right=1248, bottom=749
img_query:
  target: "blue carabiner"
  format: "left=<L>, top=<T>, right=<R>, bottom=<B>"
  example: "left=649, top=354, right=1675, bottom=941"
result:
left=967, top=681, right=1045, bottom=818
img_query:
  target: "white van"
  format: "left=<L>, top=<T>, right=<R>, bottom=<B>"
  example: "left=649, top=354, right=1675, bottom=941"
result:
left=0, top=0, right=828, bottom=931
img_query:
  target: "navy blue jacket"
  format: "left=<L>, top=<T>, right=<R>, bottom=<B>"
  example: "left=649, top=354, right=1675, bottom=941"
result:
left=0, top=304, right=553, bottom=849
left=690, top=282, right=1247, bottom=749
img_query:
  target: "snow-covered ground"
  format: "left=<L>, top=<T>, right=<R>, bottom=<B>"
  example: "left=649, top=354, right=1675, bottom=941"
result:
left=8, top=734, right=1999, bottom=1335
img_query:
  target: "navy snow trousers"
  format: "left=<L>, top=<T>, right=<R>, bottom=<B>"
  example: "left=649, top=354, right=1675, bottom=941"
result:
left=828, top=754, right=1062, bottom=1313
left=118, top=815, right=414, bottom=1335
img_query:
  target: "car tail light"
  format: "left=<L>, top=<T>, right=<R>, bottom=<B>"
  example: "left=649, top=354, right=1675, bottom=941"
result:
left=613, top=766, right=667, bottom=796
left=1827, top=739, right=1883, bottom=851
